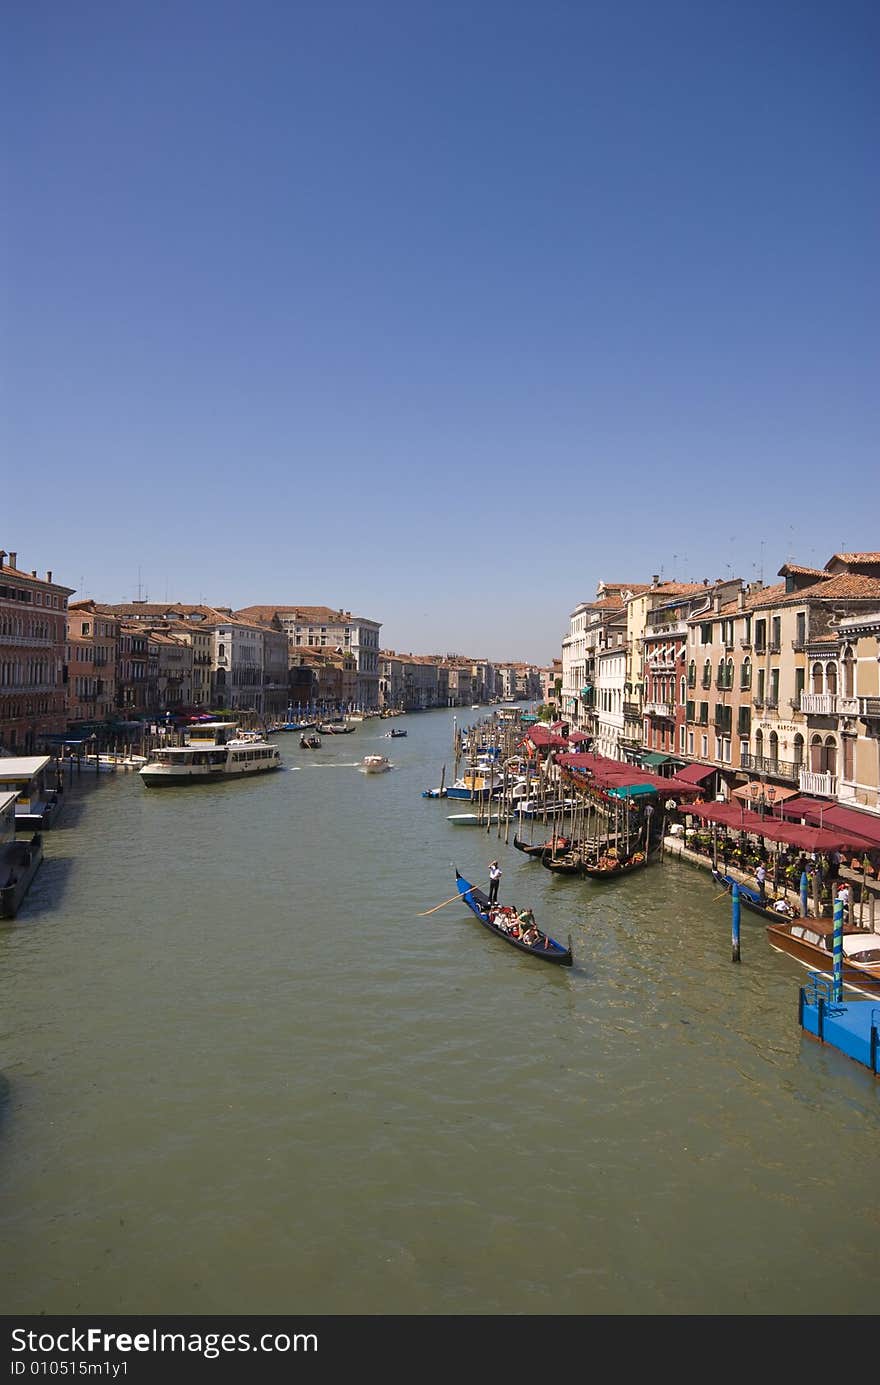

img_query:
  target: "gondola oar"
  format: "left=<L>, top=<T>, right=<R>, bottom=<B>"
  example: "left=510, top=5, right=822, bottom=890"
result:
left=418, top=888, right=474, bottom=917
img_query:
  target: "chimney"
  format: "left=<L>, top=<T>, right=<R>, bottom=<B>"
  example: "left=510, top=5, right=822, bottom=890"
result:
left=713, top=592, right=722, bottom=613
left=0, top=551, right=5, bottom=568
left=8, top=551, right=17, bottom=568
left=31, top=570, right=37, bottom=578
left=702, top=578, right=709, bottom=586
left=751, top=580, right=763, bottom=593
left=737, top=589, right=745, bottom=611
left=47, top=571, right=52, bottom=583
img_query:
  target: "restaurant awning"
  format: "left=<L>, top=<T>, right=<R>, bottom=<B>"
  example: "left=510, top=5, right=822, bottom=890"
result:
left=730, top=782, right=800, bottom=806
left=673, top=763, right=717, bottom=786
left=686, top=801, right=871, bottom=853
left=639, top=752, right=681, bottom=767
left=780, top=798, right=880, bottom=847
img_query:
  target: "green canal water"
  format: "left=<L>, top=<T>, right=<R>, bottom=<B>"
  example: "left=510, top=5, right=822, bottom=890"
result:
left=1, top=708, right=878, bottom=1315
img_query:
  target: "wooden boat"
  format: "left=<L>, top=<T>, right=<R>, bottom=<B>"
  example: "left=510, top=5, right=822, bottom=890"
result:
left=513, top=834, right=570, bottom=857
left=388, top=728, right=407, bottom=738
left=541, top=849, right=583, bottom=875
left=317, top=722, right=340, bottom=735
left=300, top=734, right=321, bottom=749
left=454, top=870, right=573, bottom=966
left=581, top=848, right=648, bottom=880
left=711, top=869, right=799, bottom=922
left=765, top=917, right=880, bottom=996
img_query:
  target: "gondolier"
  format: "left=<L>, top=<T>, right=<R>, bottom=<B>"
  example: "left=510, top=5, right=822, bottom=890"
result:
left=488, top=861, right=502, bottom=904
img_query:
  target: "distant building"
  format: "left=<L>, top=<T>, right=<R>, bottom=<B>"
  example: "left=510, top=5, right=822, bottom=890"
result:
left=67, top=600, right=119, bottom=726
left=0, top=550, right=74, bottom=753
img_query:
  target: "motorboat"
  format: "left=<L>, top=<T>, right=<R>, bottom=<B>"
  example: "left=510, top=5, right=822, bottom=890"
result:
left=361, top=755, right=391, bottom=773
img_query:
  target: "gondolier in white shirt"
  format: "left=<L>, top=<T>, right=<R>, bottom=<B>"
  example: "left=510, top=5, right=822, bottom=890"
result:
left=488, top=861, right=502, bottom=904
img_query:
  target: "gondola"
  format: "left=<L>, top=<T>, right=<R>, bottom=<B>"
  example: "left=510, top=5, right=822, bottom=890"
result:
left=513, top=834, right=570, bottom=858
left=299, top=734, right=321, bottom=749
left=540, top=849, right=583, bottom=875
left=388, top=728, right=407, bottom=738
left=454, top=869, right=573, bottom=966
left=711, top=868, right=799, bottom=922
left=581, top=848, right=648, bottom=880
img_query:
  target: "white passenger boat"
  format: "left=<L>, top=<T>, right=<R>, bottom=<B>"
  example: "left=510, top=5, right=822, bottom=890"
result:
left=139, top=723, right=281, bottom=787
left=360, top=755, right=391, bottom=773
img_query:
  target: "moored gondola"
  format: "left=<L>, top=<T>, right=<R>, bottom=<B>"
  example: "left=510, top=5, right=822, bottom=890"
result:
left=711, top=868, right=799, bottom=921
left=581, top=848, right=648, bottom=880
left=454, top=870, right=573, bottom=966
left=540, top=849, right=582, bottom=875
left=513, top=833, right=570, bottom=857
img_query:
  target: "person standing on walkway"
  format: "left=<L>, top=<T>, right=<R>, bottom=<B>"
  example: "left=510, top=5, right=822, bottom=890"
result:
left=488, top=861, right=502, bottom=905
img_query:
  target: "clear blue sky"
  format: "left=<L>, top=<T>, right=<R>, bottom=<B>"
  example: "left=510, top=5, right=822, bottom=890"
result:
left=4, top=1, right=878, bottom=663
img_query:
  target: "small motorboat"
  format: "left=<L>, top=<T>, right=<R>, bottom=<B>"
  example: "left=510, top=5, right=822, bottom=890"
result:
left=387, top=728, right=407, bottom=738
left=361, top=755, right=391, bottom=773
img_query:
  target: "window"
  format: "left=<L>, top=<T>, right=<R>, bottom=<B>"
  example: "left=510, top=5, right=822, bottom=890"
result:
left=737, top=706, right=751, bottom=736
left=769, top=668, right=779, bottom=706
left=701, top=734, right=708, bottom=758
left=757, top=668, right=765, bottom=702
left=702, top=659, right=711, bottom=689
left=688, top=731, right=694, bottom=754
left=700, top=623, right=712, bottom=645
left=741, top=656, right=752, bottom=690
left=688, top=660, right=696, bottom=689
left=740, top=739, right=750, bottom=765
left=754, top=620, right=766, bottom=653
left=770, top=617, right=781, bottom=651
left=795, top=612, right=806, bottom=648
left=795, top=667, right=805, bottom=704
left=699, top=701, right=708, bottom=725
left=686, top=699, right=695, bottom=722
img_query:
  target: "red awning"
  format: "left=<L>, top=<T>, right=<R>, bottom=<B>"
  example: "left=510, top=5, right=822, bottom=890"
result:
left=524, top=726, right=569, bottom=748
left=673, top=763, right=717, bottom=785
left=687, top=802, right=872, bottom=852
left=781, top=798, right=880, bottom=848
left=566, top=729, right=591, bottom=743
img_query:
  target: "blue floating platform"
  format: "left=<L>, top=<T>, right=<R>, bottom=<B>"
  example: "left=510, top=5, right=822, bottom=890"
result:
left=799, top=974, right=880, bottom=1076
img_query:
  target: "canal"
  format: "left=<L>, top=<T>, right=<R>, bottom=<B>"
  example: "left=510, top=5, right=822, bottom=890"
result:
left=1, top=708, right=878, bottom=1314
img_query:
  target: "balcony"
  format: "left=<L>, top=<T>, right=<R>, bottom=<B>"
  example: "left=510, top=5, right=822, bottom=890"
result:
left=791, top=638, right=805, bottom=652
left=800, top=692, right=860, bottom=717
left=860, top=697, right=880, bottom=720
left=623, top=700, right=641, bottom=719
left=765, top=696, right=778, bottom=710
left=752, top=696, right=764, bottom=709
left=799, top=768, right=837, bottom=797
left=741, top=752, right=799, bottom=782
left=645, top=619, right=688, bottom=639
left=648, top=658, right=676, bottom=673
left=739, top=637, right=751, bottom=650
left=644, top=701, right=672, bottom=719
left=768, top=642, right=781, bottom=654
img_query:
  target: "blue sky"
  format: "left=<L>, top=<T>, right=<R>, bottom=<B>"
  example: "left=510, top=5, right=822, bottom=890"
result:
left=4, top=1, right=878, bottom=663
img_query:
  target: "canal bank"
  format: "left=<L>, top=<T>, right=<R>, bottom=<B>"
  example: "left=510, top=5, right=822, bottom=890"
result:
left=1, top=707, right=878, bottom=1315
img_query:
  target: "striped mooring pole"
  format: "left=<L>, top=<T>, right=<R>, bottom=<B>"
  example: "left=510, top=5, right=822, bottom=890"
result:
left=800, top=870, right=809, bottom=918
left=832, top=895, right=844, bottom=1003
left=731, top=881, right=741, bottom=963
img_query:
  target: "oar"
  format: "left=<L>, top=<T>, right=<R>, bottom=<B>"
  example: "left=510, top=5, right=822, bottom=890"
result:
left=418, top=889, right=472, bottom=917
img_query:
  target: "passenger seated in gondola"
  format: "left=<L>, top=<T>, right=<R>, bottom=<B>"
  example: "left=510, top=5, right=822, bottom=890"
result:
left=522, top=923, right=540, bottom=946
left=772, top=897, right=796, bottom=917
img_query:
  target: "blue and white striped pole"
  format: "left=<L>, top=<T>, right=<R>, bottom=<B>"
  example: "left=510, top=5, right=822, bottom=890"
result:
left=731, top=882, right=741, bottom=963
left=832, top=895, right=844, bottom=1004
left=800, top=870, right=809, bottom=918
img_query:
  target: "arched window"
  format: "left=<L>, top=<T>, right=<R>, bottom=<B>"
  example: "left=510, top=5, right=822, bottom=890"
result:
left=826, top=663, right=837, bottom=696
left=843, top=735, right=854, bottom=781
left=726, top=658, right=733, bottom=689
left=769, top=730, right=779, bottom=767
left=703, top=659, right=711, bottom=688
left=680, top=676, right=686, bottom=705
left=810, top=734, right=823, bottom=772
left=741, top=656, right=752, bottom=690
left=793, top=733, right=804, bottom=767
left=688, top=660, right=696, bottom=689
left=218, top=643, right=225, bottom=659
left=812, top=662, right=823, bottom=694
left=755, top=728, right=764, bottom=760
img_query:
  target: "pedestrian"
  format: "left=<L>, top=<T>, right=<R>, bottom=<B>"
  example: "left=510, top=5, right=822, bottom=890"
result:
left=756, top=861, right=767, bottom=903
left=488, top=860, right=501, bottom=905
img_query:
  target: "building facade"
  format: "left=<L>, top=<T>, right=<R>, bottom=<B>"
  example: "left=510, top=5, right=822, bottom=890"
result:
left=66, top=600, right=118, bottom=726
left=0, top=551, right=74, bottom=752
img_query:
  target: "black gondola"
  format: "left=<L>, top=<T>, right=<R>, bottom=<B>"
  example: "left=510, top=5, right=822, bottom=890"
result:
left=513, top=834, right=570, bottom=858
left=581, top=849, right=648, bottom=881
left=300, top=734, right=321, bottom=749
left=540, top=850, right=583, bottom=875
left=454, top=869, right=573, bottom=966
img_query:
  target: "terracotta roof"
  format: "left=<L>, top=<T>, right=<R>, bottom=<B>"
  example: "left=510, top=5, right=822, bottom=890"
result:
left=777, top=563, right=829, bottom=578
left=0, top=564, right=74, bottom=592
left=825, top=553, right=880, bottom=566
left=588, top=597, right=625, bottom=611
left=235, top=604, right=378, bottom=626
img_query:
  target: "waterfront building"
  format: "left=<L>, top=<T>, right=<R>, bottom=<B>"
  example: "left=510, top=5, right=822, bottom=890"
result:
left=681, top=555, right=880, bottom=803
left=0, top=551, right=74, bottom=753
left=289, top=645, right=357, bottom=711
left=379, top=651, right=405, bottom=711
left=639, top=581, right=738, bottom=770
left=116, top=624, right=154, bottom=715
left=594, top=608, right=628, bottom=759
left=149, top=631, right=193, bottom=712
left=235, top=606, right=382, bottom=709
left=66, top=601, right=119, bottom=728
left=828, top=609, right=880, bottom=814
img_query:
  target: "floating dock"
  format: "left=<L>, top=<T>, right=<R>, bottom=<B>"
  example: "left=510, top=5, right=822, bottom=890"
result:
left=799, top=974, right=880, bottom=1077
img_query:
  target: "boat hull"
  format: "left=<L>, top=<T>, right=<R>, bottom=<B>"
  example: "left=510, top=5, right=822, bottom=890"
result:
left=140, top=763, right=281, bottom=787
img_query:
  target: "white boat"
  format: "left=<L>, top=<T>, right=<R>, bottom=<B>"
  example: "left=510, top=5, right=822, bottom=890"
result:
left=447, top=812, right=501, bottom=825
left=360, top=755, right=391, bottom=773
left=514, top=797, right=577, bottom=819
left=139, top=723, right=281, bottom=787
